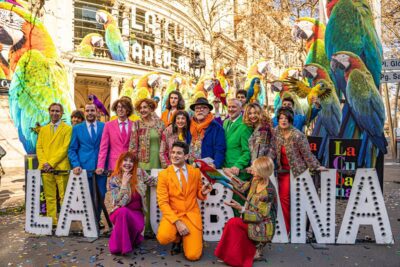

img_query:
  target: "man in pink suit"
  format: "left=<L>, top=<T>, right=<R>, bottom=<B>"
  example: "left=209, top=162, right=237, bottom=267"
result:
left=96, top=98, right=134, bottom=174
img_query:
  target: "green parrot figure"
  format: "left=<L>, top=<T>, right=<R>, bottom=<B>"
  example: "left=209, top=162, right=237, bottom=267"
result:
left=0, top=2, right=74, bottom=154
left=77, top=33, right=104, bottom=58
left=95, top=9, right=127, bottom=61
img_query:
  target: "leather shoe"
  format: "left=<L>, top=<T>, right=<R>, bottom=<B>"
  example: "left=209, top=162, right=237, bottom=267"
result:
left=170, top=240, right=182, bottom=255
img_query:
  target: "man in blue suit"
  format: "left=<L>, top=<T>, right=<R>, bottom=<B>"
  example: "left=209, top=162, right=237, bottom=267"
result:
left=68, top=103, right=106, bottom=222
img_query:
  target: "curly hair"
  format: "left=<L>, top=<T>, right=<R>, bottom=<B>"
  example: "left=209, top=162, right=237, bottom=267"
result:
left=112, top=98, right=133, bottom=117
left=166, top=90, right=185, bottom=110
left=277, top=106, right=294, bottom=125
left=243, top=102, right=271, bottom=128
left=134, top=98, right=157, bottom=112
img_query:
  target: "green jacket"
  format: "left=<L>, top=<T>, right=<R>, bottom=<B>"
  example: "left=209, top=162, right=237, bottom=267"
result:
left=223, top=115, right=253, bottom=171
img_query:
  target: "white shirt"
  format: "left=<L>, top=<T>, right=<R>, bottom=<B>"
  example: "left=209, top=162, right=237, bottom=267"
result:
left=173, top=164, right=188, bottom=188
left=50, top=120, right=61, bottom=132
left=86, top=121, right=97, bottom=138
left=118, top=119, right=129, bottom=133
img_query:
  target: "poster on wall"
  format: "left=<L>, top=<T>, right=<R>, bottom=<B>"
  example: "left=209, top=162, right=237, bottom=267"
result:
left=328, top=138, right=361, bottom=199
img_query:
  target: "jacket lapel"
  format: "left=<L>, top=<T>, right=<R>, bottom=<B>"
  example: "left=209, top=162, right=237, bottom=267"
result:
left=50, top=122, right=64, bottom=144
left=169, top=166, right=183, bottom=194
left=95, top=122, right=104, bottom=145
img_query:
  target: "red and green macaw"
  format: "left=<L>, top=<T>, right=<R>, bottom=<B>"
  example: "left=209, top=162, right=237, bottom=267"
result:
left=244, top=59, right=269, bottom=106
left=0, top=2, right=74, bottom=154
left=293, top=17, right=330, bottom=72
left=331, top=51, right=387, bottom=167
left=96, top=9, right=127, bottom=61
left=77, top=33, right=104, bottom=58
left=302, top=63, right=342, bottom=164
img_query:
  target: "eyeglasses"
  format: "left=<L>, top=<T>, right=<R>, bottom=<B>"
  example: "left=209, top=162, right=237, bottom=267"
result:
left=195, top=106, right=208, bottom=111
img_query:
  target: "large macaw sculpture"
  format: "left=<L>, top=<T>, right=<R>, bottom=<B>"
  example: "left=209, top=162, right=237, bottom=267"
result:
left=302, top=63, right=342, bottom=163
left=136, top=71, right=161, bottom=97
left=292, top=17, right=330, bottom=73
left=216, top=66, right=231, bottom=95
left=244, top=59, right=269, bottom=106
left=0, top=2, right=74, bottom=154
left=120, top=75, right=139, bottom=99
left=77, top=33, right=104, bottom=58
left=331, top=51, right=387, bottom=167
left=325, top=0, right=384, bottom=167
left=96, top=9, right=127, bottom=61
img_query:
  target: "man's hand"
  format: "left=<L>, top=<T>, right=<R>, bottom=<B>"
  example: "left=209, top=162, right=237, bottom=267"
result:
left=42, top=163, right=52, bottom=172
left=95, top=168, right=104, bottom=175
left=224, top=200, right=243, bottom=211
left=73, top=167, right=82, bottom=175
left=230, top=166, right=240, bottom=176
left=201, top=183, right=213, bottom=195
left=317, top=166, right=328, bottom=172
left=175, top=220, right=190, bottom=236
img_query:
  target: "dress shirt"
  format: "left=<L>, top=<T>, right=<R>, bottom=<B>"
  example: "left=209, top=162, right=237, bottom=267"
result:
left=118, top=119, right=129, bottom=133
left=173, top=164, right=188, bottom=187
left=86, top=121, right=97, bottom=138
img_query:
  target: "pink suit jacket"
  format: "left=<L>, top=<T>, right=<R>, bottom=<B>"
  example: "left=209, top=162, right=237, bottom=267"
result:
left=97, top=119, right=133, bottom=171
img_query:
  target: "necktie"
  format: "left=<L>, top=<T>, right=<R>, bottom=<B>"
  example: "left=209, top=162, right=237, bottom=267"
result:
left=226, top=120, right=232, bottom=132
left=179, top=168, right=187, bottom=193
left=90, top=123, right=96, bottom=140
left=50, top=124, right=55, bottom=136
left=121, top=121, right=127, bottom=141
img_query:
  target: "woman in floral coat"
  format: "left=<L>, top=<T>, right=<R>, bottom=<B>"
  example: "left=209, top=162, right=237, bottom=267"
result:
left=270, top=107, right=326, bottom=234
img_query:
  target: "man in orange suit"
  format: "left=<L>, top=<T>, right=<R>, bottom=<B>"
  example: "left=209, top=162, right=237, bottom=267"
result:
left=156, top=141, right=212, bottom=261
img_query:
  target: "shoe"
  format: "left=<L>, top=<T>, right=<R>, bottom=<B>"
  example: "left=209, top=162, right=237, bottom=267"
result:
left=170, top=240, right=182, bottom=255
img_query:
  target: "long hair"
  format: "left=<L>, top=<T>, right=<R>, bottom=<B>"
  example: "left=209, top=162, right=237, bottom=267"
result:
left=243, top=102, right=271, bottom=128
left=171, top=110, right=190, bottom=139
left=166, top=90, right=185, bottom=110
left=111, top=152, right=138, bottom=193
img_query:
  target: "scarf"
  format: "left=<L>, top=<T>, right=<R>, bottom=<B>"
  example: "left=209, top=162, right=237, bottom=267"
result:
left=190, top=113, right=214, bottom=141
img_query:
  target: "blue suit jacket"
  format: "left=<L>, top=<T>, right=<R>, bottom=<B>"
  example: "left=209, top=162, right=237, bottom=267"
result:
left=201, top=119, right=226, bottom=168
left=68, top=121, right=105, bottom=176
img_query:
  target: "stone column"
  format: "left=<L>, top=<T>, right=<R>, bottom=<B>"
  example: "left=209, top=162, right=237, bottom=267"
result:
left=109, top=77, right=121, bottom=116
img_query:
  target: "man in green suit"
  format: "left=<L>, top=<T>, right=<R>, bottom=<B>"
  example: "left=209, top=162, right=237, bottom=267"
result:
left=223, top=98, right=253, bottom=216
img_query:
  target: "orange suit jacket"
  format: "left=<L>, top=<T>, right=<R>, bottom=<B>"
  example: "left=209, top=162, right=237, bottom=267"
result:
left=157, top=164, right=206, bottom=230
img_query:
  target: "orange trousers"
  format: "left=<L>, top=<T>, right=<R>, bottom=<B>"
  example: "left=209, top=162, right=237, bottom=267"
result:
left=156, top=215, right=203, bottom=261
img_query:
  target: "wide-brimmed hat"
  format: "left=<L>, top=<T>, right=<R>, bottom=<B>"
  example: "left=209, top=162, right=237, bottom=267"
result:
left=190, top=97, right=213, bottom=111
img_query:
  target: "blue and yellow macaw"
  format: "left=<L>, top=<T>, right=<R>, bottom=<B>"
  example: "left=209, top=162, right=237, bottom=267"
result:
left=96, top=9, right=127, bottom=61
left=331, top=51, right=387, bottom=167
left=0, top=2, right=74, bottom=154
left=303, top=63, right=342, bottom=164
left=244, top=59, right=269, bottom=106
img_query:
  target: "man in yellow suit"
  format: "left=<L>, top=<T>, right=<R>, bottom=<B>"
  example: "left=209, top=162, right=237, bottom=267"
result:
left=156, top=141, right=212, bottom=261
left=36, top=103, right=72, bottom=226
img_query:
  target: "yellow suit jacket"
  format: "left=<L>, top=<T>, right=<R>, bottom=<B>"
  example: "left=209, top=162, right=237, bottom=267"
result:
left=157, top=164, right=206, bottom=230
left=36, top=121, right=72, bottom=170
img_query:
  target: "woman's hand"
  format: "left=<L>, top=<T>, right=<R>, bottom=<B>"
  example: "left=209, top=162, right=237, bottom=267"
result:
left=222, top=167, right=233, bottom=178
left=224, top=200, right=243, bottom=211
left=121, top=172, right=132, bottom=187
left=317, top=166, right=328, bottom=172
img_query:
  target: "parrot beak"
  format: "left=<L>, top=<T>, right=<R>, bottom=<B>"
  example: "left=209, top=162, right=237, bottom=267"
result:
left=271, top=81, right=283, bottom=92
left=91, top=36, right=104, bottom=47
left=330, top=55, right=348, bottom=71
left=204, top=79, right=214, bottom=91
left=174, top=77, right=183, bottom=85
left=224, top=67, right=232, bottom=76
left=257, top=61, right=270, bottom=75
left=95, top=11, right=108, bottom=24
left=148, top=74, right=161, bottom=88
left=302, top=68, right=316, bottom=79
left=292, top=21, right=314, bottom=40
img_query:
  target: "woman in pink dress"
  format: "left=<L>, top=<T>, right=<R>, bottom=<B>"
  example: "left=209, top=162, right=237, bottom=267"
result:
left=108, top=151, right=155, bottom=255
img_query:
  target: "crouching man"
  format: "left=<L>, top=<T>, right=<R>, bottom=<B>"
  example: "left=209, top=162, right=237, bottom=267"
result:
left=156, top=141, right=212, bottom=261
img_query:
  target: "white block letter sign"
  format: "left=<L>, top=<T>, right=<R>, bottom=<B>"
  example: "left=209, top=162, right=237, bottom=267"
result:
left=269, top=174, right=289, bottom=243
left=25, top=170, right=52, bottom=235
left=337, top=169, right=394, bottom=244
left=55, top=171, right=98, bottom=238
left=290, top=169, right=336, bottom=243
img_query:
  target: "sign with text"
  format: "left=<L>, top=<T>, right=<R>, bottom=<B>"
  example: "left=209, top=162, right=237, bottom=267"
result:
left=307, top=136, right=323, bottom=160
left=328, top=138, right=361, bottom=199
left=0, top=79, right=10, bottom=89
left=380, top=71, right=400, bottom=83
left=382, top=59, right=400, bottom=70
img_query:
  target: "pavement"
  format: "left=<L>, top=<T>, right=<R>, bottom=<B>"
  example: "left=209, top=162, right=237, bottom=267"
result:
left=0, top=161, right=399, bottom=266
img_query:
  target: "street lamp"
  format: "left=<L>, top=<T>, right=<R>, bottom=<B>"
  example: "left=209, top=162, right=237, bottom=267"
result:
left=189, top=50, right=206, bottom=82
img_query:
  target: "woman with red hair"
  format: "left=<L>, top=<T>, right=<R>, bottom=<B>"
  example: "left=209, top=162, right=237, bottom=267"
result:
left=108, top=152, right=155, bottom=255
